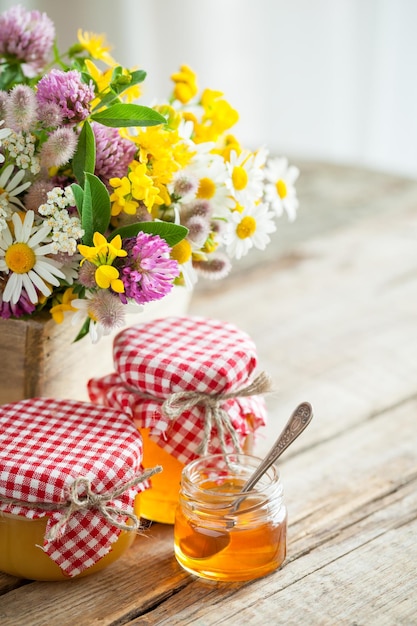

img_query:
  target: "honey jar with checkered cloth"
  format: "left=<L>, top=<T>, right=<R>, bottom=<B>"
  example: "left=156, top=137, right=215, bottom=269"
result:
left=0, top=397, right=160, bottom=580
left=88, top=316, right=269, bottom=524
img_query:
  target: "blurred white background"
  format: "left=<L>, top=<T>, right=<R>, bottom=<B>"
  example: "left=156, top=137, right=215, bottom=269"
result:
left=2, top=0, right=417, bottom=178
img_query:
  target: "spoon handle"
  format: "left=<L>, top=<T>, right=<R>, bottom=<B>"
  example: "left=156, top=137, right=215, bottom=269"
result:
left=240, top=401, right=314, bottom=494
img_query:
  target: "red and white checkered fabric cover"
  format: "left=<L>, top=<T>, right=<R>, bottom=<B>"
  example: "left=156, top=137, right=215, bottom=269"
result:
left=0, top=397, right=147, bottom=577
left=88, top=316, right=267, bottom=465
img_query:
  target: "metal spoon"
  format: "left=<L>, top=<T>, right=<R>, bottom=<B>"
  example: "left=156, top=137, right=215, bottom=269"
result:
left=178, top=401, right=314, bottom=559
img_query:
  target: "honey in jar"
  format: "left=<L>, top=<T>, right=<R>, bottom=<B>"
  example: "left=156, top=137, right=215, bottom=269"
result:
left=139, top=428, right=184, bottom=524
left=0, top=397, right=157, bottom=580
left=0, top=497, right=140, bottom=580
left=174, top=453, right=287, bottom=581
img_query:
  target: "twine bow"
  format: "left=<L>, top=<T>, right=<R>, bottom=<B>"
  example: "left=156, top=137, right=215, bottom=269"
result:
left=0, top=465, right=162, bottom=542
left=128, top=370, right=273, bottom=457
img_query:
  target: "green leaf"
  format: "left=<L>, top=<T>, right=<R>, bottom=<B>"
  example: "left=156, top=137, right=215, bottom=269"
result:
left=72, top=121, right=96, bottom=186
left=72, top=318, right=91, bottom=343
left=90, top=103, right=166, bottom=128
left=110, top=65, right=124, bottom=80
left=110, top=221, right=188, bottom=247
left=71, top=183, right=84, bottom=218
left=109, top=67, right=147, bottom=95
left=0, top=63, right=25, bottom=91
left=129, top=69, right=147, bottom=85
left=80, top=69, right=94, bottom=84
left=84, top=172, right=111, bottom=236
left=81, top=177, right=94, bottom=245
left=91, top=90, right=121, bottom=112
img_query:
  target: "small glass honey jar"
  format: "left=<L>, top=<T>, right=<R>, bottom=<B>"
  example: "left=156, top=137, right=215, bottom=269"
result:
left=174, top=453, right=287, bottom=582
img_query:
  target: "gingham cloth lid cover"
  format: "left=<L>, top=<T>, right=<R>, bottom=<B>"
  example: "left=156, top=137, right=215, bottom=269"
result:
left=88, top=316, right=268, bottom=465
left=0, top=397, right=149, bottom=577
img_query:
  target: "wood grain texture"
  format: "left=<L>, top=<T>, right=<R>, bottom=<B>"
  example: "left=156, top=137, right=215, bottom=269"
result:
left=1, top=162, right=417, bottom=625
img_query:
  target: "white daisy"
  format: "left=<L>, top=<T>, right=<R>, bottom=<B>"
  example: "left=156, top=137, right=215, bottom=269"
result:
left=0, top=122, right=12, bottom=165
left=0, top=163, right=32, bottom=208
left=264, top=157, right=300, bottom=221
left=225, top=149, right=264, bottom=206
left=54, top=253, right=82, bottom=285
left=193, top=154, right=234, bottom=217
left=169, top=206, right=200, bottom=289
left=179, top=257, right=198, bottom=290
left=253, top=146, right=269, bottom=169
left=224, top=202, right=276, bottom=260
left=0, top=195, right=13, bottom=232
left=177, top=117, right=214, bottom=157
left=0, top=210, right=65, bottom=304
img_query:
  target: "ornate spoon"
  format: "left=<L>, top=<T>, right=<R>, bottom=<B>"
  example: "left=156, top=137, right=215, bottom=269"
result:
left=179, top=401, right=314, bottom=559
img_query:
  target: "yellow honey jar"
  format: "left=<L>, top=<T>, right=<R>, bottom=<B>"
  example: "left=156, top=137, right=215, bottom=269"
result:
left=139, top=428, right=184, bottom=524
left=0, top=397, right=159, bottom=580
left=0, top=497, right=140, bottom=580
left=88, top=315, right=270, bottom=524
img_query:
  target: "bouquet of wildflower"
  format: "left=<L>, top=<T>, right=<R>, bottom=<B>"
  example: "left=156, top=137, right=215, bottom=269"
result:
left=0, top=5, right=299, bottom=343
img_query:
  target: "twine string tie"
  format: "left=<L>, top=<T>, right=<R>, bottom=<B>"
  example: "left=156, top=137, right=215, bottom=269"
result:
left=138, top=370, right=273, bottom=456
left=0, top=465, right=162, bottom=542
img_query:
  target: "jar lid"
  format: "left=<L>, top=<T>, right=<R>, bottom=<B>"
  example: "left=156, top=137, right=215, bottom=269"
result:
left=0, top=397, right=152, bottom=577
left=88, top=316, right=268, bottom=464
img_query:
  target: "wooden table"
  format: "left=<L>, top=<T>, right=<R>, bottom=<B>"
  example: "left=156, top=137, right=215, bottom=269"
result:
left=1, top=162, right=417, bottom=625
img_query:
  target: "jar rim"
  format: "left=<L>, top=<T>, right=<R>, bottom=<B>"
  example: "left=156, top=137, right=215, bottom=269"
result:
left=181, top=453, right=281, bottom=497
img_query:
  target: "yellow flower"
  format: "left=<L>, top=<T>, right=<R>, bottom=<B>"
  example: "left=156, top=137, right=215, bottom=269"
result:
left=95, top=265, right=124, bottom=293
left=132, top=126, right=194, bottom=188
left=217, top=134, right=242, bottom=161
left=201, top=236, right=219, bottom=254
left=153, top=104, right=182, bottom=130
left=128, top=161, right=164, bottom=211
left=78, top=232, right=127, bottom=267
left=109, top=176, right=138, bottom=216
left=77, top=30, right=116, bottom=66
left=84, top=59, right=114, bottom=110
left=77, top=233, right=126, bottom=294
left=192, top=89, right=239, bottom=144
left=236, top=215, right=257, bottom=239
left=182, top=111, right=199, bottom=128
left=110, top=160, right=166, bottom=215
left=156, top=184, right=171, bottom=207
left=171, top=65, right=198, bottom=104
left=49, top=287, right=77, bottom=324
left=171, top=239, right=192, bottom=264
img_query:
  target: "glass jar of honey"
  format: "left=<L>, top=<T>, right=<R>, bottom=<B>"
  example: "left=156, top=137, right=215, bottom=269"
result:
left=0, top=397, right=158, bottom=580
left=139, top=427, right=185, bottom=524
left=0, top=496, right=141, bottom=580
left=174, top=453, right=287, bottom=582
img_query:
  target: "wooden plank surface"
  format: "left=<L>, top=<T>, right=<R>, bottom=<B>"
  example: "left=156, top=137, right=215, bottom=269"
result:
left=133, top=399, right=417, bottom=625
left=1, top=162, right=417, bottom=625
left=1, top=397, right=415, bottom=625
